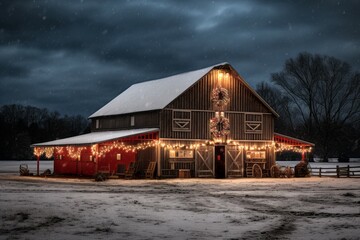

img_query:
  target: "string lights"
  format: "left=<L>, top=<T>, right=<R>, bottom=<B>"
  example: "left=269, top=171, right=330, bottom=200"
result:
left=33, top=147, right=54, bottom=158
left=55, top=146, right=64, bottom=154
left=33, top=139, right=312, bottom=159
left=33, top=147, right=45, bottom=157
left=66, top=146, right=86, bottom=159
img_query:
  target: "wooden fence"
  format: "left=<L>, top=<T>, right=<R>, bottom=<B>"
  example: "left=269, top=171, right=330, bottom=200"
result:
left=309, top=165, right=360, bottom=178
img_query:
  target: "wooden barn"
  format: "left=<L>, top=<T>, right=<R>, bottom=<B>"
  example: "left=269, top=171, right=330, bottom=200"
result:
left=32, top=62, right=313, bottom=178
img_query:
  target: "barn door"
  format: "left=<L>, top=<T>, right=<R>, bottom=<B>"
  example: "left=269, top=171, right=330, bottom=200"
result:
left=226, top=146, right=244, bottom=177
left=195, top=146, right=214, bottom=177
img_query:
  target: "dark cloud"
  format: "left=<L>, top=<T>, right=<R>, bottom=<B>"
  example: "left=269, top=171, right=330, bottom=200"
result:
left=0, top=0, right=359, bottom=116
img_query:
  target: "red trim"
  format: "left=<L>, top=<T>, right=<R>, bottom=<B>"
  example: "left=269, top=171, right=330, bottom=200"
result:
left=121, top=131, right=159, bottom=141
left=274, top=133, right=314, bottom=147
left=100, top=131, right=159, bottom=145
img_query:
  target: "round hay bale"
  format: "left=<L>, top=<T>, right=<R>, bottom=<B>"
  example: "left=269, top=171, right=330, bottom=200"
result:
left=295, top=161, right=311, bottom=177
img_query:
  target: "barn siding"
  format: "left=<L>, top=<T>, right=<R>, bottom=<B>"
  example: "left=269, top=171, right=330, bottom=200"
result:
left=160, top=110, right=273, bottom=141
left=91, top=111, right=160, bottom=131
left=160, top=68, right=275, bottom=141
left=166, top=69, right=272, bottom=113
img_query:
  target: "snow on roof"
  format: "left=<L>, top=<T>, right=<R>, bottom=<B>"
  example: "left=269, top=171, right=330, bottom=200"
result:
left=31, top=128, right=159, bottom=147
left=89, top=62, right=229, bottom=118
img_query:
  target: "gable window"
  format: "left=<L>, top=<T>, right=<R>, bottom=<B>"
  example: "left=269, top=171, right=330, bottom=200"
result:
left=172, top=110, right=191, bottom=132
left=245, top=113, right=263, bottom=134
left=130, top=116, right=135, bottom=126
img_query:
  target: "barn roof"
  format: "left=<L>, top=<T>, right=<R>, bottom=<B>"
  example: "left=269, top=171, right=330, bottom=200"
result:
left=31, top=128, right=159, bottom=147
left=89, top=62, right=278, bottom=118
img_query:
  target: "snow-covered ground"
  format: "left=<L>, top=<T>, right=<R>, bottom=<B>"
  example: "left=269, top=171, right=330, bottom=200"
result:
left=278, top=160, right=360, bottom=168
left=0, top=160, right=54, bottom=174
left=1, top=160, right=359, bottom=175
left=0, top=173, right=359, bottom=239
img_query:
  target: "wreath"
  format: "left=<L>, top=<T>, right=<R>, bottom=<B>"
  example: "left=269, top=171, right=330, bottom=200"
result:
left=209, top=117, right=230, bottom=138
left=211, top=87, right=230, bottom=107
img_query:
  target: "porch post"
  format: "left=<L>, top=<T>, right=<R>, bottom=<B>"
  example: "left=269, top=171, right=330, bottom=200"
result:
left=224, top=145, right=228, bottom=178
left=156, top=144, right=161, bottom=177
left=95, top=144, right=99, bottom=173
left=301, top=147, right=305, bottom=161
left=37, top=156, right=40, bottom=176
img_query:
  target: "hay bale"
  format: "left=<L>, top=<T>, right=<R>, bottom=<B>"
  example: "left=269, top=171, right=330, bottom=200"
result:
left=295, top=161, right=311, bottom=177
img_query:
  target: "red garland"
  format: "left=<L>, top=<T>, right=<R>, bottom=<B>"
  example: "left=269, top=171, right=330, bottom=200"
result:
left=209, top=117, right=230, bottom=138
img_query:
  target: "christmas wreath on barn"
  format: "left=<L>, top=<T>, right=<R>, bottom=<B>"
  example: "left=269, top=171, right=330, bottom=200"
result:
left=210, top=116, right=230, bottom=138
left=211, top=87, right=230, bottom=107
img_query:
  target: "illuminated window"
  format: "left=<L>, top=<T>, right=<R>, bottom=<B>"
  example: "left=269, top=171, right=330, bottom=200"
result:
left=169, top=149, right=194, bottom=159
left=246, top=151, right=266, bottom=159
left=116, top=154, right=121, bottom=161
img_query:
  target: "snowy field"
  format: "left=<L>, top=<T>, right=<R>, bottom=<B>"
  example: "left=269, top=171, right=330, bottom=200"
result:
left=1, top=160, right=360, bottom=175
left=0, top=167, right=359, bottom=239
left=0, top=160, right=54, bottom=174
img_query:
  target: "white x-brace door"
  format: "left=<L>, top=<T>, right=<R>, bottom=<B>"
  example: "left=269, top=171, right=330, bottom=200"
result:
left=226, top=146, right=244, bottom=177
left=195, top=146, right=214, bottom=177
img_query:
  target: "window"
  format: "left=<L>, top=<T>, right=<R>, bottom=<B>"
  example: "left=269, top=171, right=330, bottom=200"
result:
left=172, top=110, right=191, bottom=132
left=246, top=151, right=266, bottom=159
left=130, top=116, right=135, bottom=126
left=95, top=119, right=100, bottom=129
left=169, top=149, right=194, bottom=159
left=245, top=113, right=263, bottom=133
left=116, top=154, right=121, bottom=161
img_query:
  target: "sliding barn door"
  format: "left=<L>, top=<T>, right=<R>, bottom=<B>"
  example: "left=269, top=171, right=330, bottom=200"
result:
left=226, top=146, right=244, bottom=178
left=195, top=146, right=214, bottom=177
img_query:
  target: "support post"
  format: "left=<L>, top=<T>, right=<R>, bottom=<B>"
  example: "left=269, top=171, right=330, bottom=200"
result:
left=156, top=144, right=161, bottom=178
left=347, top=165, right=350, bottom=178
left=301, top=148, right=305, bottom=161
left=95, top=144, right=99, bottom=173
left=37, top=156, right=40, bottom=176
left=319, top=167, right=321, bottom=177
left=336, top=165, right=339, bottom=178
left=224, top=145, right=228, bottom=178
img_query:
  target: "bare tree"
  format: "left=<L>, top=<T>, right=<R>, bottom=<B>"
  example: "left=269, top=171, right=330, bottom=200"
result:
left=256, top=82, right=295, bottom=134
left=272, top=52, right=360, bottom=161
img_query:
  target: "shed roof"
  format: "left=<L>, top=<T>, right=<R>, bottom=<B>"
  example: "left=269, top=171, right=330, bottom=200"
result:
left=274, top=133, right=314, bottom=147
left=31, top=128, right=159, bottom=147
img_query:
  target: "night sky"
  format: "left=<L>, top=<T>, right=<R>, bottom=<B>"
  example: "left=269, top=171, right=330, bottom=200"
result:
left=1, top=0, right=359, bottom=117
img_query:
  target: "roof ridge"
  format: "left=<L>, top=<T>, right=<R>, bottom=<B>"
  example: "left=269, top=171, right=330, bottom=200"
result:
left=130, top=62, right=229, bottom=87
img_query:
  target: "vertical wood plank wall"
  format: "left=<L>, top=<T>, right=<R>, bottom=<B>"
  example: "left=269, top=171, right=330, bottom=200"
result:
left=161, top=68, right=275, bottom=141
left=91, top=111, right=160, bottom=131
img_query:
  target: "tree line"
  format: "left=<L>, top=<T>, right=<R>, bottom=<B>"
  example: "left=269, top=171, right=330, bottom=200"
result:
left=0, top=104, right=90, bottom=160
left=257, top=52, right=360, bottom=161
